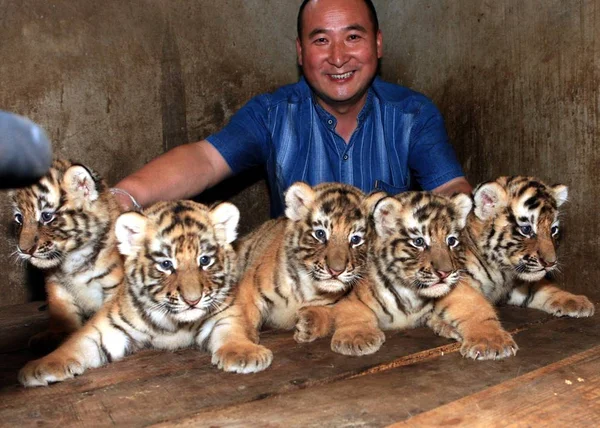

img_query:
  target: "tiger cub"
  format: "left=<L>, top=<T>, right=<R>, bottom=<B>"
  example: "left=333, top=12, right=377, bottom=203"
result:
left=463, top=176, right=594, bottom=316
left=19, top=200, right=239, bottom=387
left=207, top=182, right=377, bottom=373
left=11, top=159, right=124, bottom=354
left=296, top=192, right=517, bottom=360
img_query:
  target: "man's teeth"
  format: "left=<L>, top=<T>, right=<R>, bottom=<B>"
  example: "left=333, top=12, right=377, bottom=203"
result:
left=330, top=71, right=353, bottom=79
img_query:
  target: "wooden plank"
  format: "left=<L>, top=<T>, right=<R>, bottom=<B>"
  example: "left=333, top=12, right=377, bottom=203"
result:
left=391, top=345, right=600, bottom=427
left=0, top=301, right=47, bottom=353
left=0, top=303, right=596, bottom=427
left=148, top=313, right=600, bottom=427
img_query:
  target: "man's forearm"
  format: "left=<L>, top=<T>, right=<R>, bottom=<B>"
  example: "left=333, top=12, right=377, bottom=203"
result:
left=432, top=176, right=473, bottom=196
left=113, top=140, right=232, bottom=210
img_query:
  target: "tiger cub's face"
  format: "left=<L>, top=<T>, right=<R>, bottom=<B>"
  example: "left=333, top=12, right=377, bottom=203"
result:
left=372, top=192, right=472, bottom=299
left=285, top=182, right=376, bottom=294
left=472, top=176, right=568, bottom=282
left=11, top=159, right=112, bottom=269
left=115, top=200, right=239, bottom=324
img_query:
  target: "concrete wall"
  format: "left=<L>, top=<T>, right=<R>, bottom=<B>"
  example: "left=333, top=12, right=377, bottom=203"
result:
left=0, top=0, right=597, bottom=305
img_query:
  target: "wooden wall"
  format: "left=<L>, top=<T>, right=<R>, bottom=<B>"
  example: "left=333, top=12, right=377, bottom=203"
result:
left=0, top=0, right=597, bottom=305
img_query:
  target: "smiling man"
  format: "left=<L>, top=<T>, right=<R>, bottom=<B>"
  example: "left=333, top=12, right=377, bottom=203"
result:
left=114, top=0, right=471, bottom=216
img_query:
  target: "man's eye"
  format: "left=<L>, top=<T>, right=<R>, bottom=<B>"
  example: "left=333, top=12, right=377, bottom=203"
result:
left=412, top=237, right=426, bottom=248
left=41, top=212, right=55, bottom=223
left=519, top=225, right=533, bottom=237
left=14, top=213, right=23, bottom=225
left=348, top=34, right=361, bottom=40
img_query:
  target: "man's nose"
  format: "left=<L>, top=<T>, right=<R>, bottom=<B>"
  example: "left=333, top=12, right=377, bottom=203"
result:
left=329, top=41, right=349, bottom=67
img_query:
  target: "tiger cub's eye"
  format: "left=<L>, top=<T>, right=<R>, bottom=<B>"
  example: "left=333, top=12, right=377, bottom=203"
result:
left=159, top=260, right=174, bottom=271
left=412, top=237, right=426, bottom=248
left=519, top=225, right=533, bottom=237
left=350, top=235, right=363, bottom=247
left=41, top=212, right=55, bottom=224
left=447, top=236, right=459, bottom=248
left=313, top=229, right=327, bottom=242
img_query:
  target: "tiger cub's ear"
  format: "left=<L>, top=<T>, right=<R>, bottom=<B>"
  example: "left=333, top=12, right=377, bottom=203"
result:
left=372, top=197, right=403, bottom=238
left=209, top=202, right=240, bottom=245
left=115, top=212, right=148, bottom=256
left=451, top=193, right=473, bottom=229
left=551, top=184, right=568, bottom=207
left=473, top=182, right=508, bottom=221
left=363, top=191, right=388, bottom=216
left=63, top=165, right=99, bottom=204
left=285, top=182, right=315, bottom=221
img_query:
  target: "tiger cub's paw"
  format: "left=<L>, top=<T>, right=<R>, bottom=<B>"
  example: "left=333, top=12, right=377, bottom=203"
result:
left=331, top=327, right=385, bottom=356
left=428, top=319, right=461, bottom=342
left=28, top=331, right=68, bottom=356
left=461, top=328, right=518, bottom=360
left=19, top=353, right=84, bottom=387
left=211, top=342, right=273, bottom=374
left=294, top=307, right=331, bottom=343
left=545, top=293, right=595, bottom=318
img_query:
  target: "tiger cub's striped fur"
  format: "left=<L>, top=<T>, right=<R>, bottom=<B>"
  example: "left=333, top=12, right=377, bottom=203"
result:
left=11, top=159, right=124, bottom=353
left=208, top=182, right=377, bottom=373
left=296, top=192, right=517, bottom=360
left=464, top=176, right=594, bottom=316
left=19, top=200, right=239, bottom=387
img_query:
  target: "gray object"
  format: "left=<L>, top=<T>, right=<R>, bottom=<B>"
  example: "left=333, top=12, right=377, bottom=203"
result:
left=0, top=111, right=52, bottom=189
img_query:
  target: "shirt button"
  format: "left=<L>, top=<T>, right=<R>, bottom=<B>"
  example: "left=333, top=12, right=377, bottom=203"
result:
left=327, top=119, right=333, bottom=125
left=343, top=154, right=349, bottom=160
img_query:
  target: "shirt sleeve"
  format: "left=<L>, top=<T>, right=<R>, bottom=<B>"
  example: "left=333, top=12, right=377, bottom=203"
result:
left=205, top=94, right=271, bottom=174
left=407, top=100, right=465, bottom=191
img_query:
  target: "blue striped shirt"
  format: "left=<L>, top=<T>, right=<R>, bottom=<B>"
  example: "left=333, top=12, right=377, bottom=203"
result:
left=207, top=77, right=464, bottom=217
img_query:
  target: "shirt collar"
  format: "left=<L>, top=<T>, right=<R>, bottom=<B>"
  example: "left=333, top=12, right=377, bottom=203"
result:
left=301, top=76, right=376, bottom=128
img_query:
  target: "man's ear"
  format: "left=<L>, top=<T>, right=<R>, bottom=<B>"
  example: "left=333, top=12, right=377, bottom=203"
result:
left=115, top=212, right=148, bottom=256
left=209, top=202, right=240, bottom=245
left=451, top=193, right=473, bottom=229
left=63, top=165, right=99, bottom=204
left=551, top=184, right=568, bottom=208
left=296, top=37, right=303, bottom=66
left=285, top=182, right=315, bottom=221
left=376, top=29, right=383, bottom=59
left=473, top=182, right=508, bottom=220
left=372, top=197, right=402, bottom=238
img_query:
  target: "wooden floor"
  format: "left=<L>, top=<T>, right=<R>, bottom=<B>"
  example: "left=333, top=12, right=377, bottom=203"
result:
left=1, top=298, right=599, bottom=427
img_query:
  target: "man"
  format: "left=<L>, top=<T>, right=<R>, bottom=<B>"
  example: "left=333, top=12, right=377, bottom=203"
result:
left=114, top=0, right=471, bottom=215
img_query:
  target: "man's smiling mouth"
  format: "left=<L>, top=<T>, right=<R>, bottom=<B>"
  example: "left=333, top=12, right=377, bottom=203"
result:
left=329, top=71, right=355, bottom=80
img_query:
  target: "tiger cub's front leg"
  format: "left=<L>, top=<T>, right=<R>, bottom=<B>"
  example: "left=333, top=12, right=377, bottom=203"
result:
left=508, top=279, right=595, bottom=318
left=429, top=282, right=517, bottom=360
left=29, top=281, right=86, bottom=355
left=296, top=297, right=385, bottom=356
left=209, top=298, right=273, bottom=374
left=19, top=307, right=129, bottom=387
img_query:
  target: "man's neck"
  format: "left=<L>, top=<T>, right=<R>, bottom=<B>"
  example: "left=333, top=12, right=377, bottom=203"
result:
left=317, top=93, right=368, bottom=143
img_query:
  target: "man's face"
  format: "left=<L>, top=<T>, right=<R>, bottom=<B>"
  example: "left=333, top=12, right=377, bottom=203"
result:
left=296, top=0, right=382, bottom=112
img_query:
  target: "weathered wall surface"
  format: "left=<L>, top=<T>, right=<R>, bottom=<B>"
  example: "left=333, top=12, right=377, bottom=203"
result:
left=0, top=0, right=299, bottom=304
left=0, top=0, right=598, bottom=304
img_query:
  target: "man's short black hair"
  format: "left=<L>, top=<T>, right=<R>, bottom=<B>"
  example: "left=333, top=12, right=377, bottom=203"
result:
left=297, top=0, right=380, bottom=40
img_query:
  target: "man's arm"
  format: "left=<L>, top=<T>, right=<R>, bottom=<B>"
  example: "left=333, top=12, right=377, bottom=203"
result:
left=113, top=140, right=232, bottom=210
left=432, top=176, right=472, bottom=196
